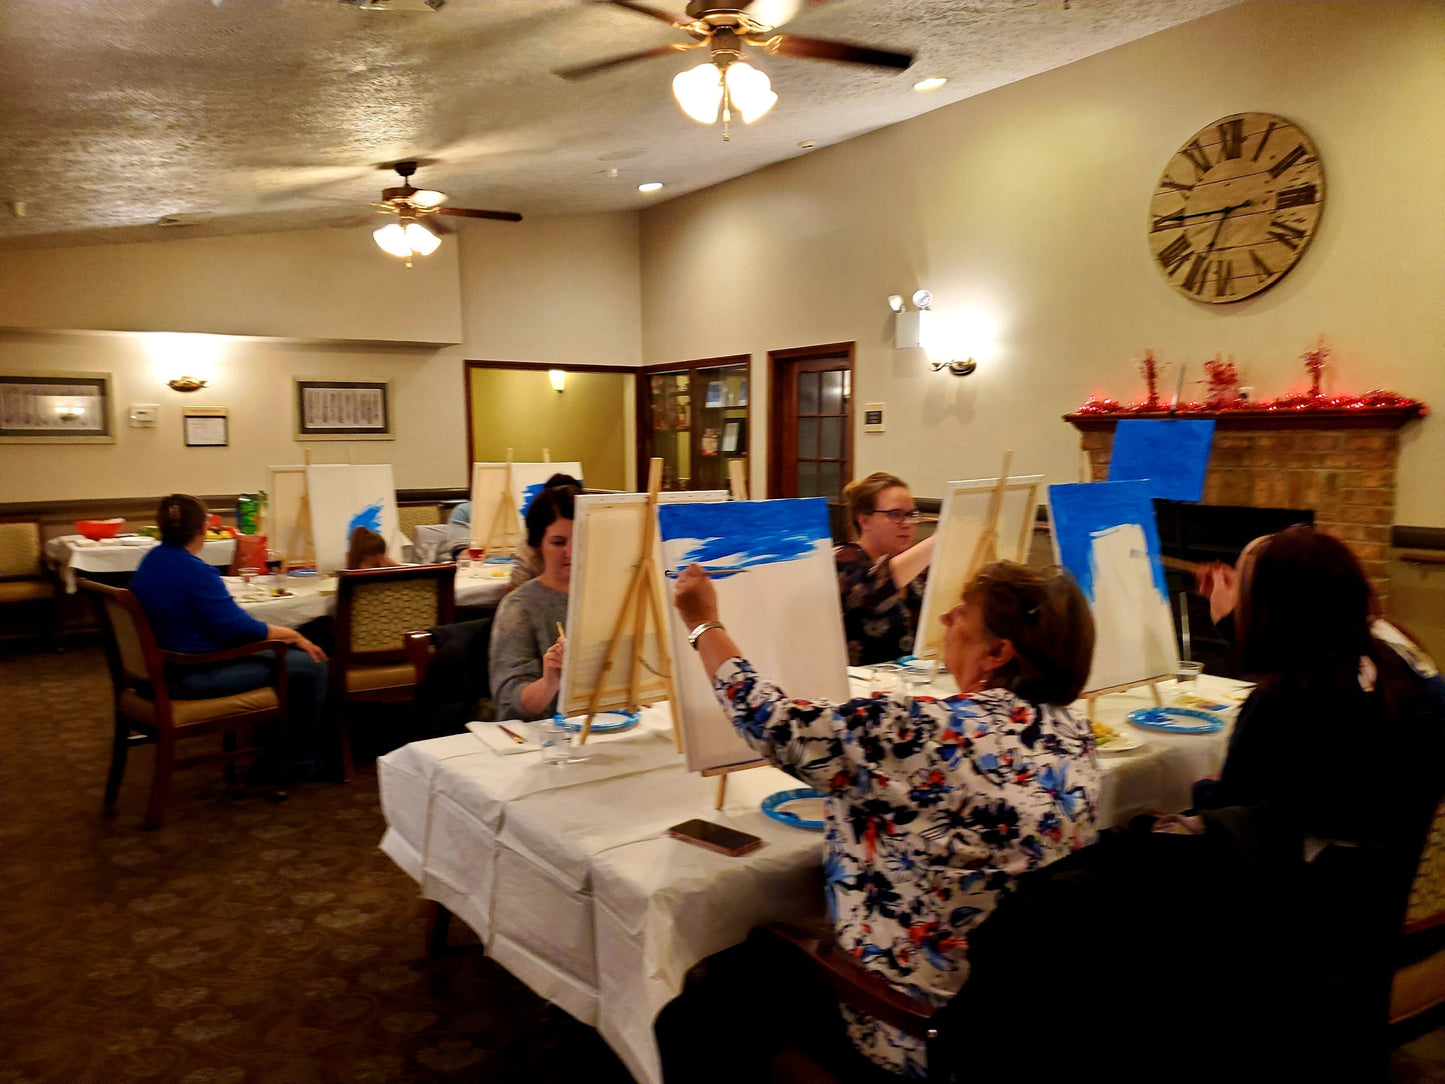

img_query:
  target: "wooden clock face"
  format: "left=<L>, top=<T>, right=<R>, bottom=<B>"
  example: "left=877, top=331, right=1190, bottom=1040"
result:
left=1149, top=112, right=1324, bottom=304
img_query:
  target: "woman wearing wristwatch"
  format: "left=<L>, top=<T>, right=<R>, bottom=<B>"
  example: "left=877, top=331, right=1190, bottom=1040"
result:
left=671, top=559, right=1099, bottom=1081
left=835, top=472, right=935, bottom=665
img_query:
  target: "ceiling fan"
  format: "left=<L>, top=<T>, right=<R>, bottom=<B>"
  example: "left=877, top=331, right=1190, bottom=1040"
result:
left=371, top=160, right=522, bottom=265
left=556, top=1, right=914, bottom=138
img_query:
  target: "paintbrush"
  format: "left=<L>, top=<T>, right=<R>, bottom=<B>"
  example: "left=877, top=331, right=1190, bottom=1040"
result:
left=556, top=622, right=566, bottom=642
left=663, top=566, right=748, bottom=579
left=496, top=723, right=526, bottom=745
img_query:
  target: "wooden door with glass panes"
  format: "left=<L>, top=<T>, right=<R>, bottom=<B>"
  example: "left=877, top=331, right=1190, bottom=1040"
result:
left=639, top=357, right=749, bottom=492
left=769, top=344, right=853, bottom=534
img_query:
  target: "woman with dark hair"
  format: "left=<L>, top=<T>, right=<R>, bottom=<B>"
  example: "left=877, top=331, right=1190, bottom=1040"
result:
left=487, top=480, right=579, bottom=721
left=507, top=472, right=582, bottom=591
left=130, top=494, right=329, bottom=767
left=835, top=472, right=936, bottom=665
left=345, top=526, right=399, bottom=570
left=666, top=560, right=1098, bottom=1080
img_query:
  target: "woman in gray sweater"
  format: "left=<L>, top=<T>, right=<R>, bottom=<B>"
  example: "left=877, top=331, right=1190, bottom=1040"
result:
left=488, top=482, right=578, bottom=721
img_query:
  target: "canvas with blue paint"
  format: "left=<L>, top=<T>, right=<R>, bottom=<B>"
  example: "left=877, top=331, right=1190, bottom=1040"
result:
left=658, top=497, right=850, bottom=774
left=305, top=464, right=401, bottom=574
left=509, top=461, right=583, bottom=528
left=1107, top=419, right=1216, bottom=502
left=1047, top=481, right=1178, bottom=692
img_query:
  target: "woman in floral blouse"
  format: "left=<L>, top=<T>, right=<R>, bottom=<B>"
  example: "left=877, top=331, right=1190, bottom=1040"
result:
left=835, top=472, right=936, bottom=665
left=673, top=560, right=1100, bottom=1079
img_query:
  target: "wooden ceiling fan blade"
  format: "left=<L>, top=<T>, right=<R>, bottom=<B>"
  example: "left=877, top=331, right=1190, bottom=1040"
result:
left=609, top=1, right=693, bottom=30
left=434, top=207, right=524, bottom=222
left=423, top=216, right=454, bottom=235
left=767, top=34, right=913, bottom=69
left=555, top=42, right=692, bottom=80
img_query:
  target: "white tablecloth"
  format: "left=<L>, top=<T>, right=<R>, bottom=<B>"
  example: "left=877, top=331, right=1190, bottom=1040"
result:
left=45, top=535, right=236, bottom=592
left=375, top=674, right=1250, bottom=1084
left=225, top=563, right=514, bottom=629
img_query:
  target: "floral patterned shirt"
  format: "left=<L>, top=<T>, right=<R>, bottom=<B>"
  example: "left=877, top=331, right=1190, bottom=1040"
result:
left=713, top=657, right=1100, bottom=1078
left=835, top=542, right=927, bottom=666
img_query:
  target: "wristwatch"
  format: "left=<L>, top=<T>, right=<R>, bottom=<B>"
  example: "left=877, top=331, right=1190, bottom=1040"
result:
left=687, top=620, right=725, bottom=650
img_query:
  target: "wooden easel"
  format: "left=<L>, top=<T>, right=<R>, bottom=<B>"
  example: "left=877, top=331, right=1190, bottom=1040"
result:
left=1084, top=675, right=1165, bottom=723
left=962, top=451, right=1014, bottom=578
left=577, top=459, right=680, bottom=746
left=268, top=451, right=317, bottom=568
left=475, top=451, right=523, bottom=556
left=705, top=460, right=765, bottom=808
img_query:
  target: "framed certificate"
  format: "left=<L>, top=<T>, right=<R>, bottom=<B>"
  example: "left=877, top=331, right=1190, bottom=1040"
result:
left=295, top=378, right=392, bottom=440
left=183, top=407, right=229, bottom=447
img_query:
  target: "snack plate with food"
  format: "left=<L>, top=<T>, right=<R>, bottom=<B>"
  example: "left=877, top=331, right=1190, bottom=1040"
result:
left=1090, top=720, right=1145, bottom=755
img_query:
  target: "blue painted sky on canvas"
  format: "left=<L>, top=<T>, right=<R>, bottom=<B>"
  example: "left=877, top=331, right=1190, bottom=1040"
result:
left=1107, top=419, right=1216, bottom=501
left=1047, top=481, right=1168, bottom=601
left=657, top=498, right=831, bottom=577
left=346, top=501, right=384, bottom=543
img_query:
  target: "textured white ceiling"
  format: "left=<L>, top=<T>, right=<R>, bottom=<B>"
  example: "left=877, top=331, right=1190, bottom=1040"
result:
left=0, top=0, right=1238, bottom=250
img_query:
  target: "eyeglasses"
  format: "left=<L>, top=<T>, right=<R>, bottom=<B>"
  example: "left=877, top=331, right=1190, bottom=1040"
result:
left=871, top=508, right=921, bottom=525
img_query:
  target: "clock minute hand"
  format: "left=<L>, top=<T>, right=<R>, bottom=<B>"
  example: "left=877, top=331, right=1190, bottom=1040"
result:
left=1157, top=199, right=1254, bottom=226
left=1200, top=199, right=1252, bottom=257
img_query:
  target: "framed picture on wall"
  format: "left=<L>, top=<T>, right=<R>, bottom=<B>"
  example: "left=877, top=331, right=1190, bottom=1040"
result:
left=294, top=378, right=392, bottom=441
left=183, top=407, right=229, bottom=447
left=0, top=371, right=115, bottom=444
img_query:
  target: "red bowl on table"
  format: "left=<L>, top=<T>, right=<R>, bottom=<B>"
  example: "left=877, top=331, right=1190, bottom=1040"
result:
left=75, top=518, right=126, bottom=541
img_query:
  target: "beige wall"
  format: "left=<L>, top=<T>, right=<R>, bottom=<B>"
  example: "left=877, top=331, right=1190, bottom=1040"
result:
left=468, top=367, right=634, bottom=492
left=0, top=212, right=642, bottom=503
left=638, top=1, right=1445, bottom=527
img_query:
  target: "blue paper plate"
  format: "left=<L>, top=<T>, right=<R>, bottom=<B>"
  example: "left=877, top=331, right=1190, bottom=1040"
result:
left=761, top=788, right=827, bottom=831
left=483, top=555, right=513, bottom=565
left=554, top=711, right=639, bottom=733
left=1126, top=706, right=1225, bottom=735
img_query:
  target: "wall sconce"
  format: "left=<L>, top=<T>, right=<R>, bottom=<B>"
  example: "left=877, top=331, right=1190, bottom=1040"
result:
left=930, top=358, right=977, bottom=377
left=548, top=369, right=566, bottom=393
left=167, top=376, right=209, bottom=392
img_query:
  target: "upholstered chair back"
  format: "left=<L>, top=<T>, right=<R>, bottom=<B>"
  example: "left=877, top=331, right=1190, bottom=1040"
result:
left=0, top=521, right=43, bottom=579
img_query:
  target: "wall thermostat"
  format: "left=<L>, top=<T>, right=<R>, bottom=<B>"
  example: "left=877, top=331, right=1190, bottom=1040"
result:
left=129, top=404, right=159, bottom=428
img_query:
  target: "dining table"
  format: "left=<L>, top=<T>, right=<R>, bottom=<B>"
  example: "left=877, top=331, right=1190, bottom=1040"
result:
left=45, top=534, right=236, bottom=593
left=375, top=670, right=1253, bottom=1084
left=228, top=559, right=515, bottom=628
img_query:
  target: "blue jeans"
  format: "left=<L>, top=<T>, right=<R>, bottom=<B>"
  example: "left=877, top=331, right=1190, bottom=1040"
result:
left=169, top=648, right=328, bottom=766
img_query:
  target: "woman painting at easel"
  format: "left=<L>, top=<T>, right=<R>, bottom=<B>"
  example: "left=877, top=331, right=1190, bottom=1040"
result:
left=488, top=482, right=578, bottom=721
left=835, top=472, right=935, bottom=665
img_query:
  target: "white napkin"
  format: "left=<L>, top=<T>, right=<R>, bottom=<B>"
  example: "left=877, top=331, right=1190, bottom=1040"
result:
left=467, top=721, right=541, bottom=754
left=466, top=710, right=672, bottom=756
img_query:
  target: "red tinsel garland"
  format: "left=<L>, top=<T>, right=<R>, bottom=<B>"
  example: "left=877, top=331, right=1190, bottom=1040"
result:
left=1074, top=390, right=1428, bottom=418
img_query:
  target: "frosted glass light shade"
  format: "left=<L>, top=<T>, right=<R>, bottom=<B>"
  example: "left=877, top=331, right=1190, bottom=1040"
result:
left=373, top=221, right=441, bottom=258
left=724, top=61, right=777, bottom=123
left=672, top=63, right=725, bottom=123
left=404, top=221, right=441, bottom=255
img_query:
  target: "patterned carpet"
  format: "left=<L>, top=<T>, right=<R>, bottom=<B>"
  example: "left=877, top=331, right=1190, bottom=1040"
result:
left=0, top=646, right=636, bottom=1084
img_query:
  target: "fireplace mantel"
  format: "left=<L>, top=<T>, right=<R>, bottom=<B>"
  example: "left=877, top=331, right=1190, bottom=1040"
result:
left=1064, top=405, right=1423, bottom=432
left=1065, top=407, right=1426, bottom=602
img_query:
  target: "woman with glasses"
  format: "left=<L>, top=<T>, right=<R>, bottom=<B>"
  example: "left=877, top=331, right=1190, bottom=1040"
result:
left=665, top=560, right=1098, bottom=1081
left=835, top=472, right=935, bottom=665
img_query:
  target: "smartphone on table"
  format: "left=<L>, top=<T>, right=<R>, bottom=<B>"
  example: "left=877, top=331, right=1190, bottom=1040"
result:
left=668, top=818, right=763, bottom=857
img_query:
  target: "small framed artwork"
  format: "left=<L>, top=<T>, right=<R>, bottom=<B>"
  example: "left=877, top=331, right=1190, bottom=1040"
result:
left=704, top=381, right=725, bottom=409
left=295, top=378, right=392, bottom=441
left=183, top=407, right=229, bottom=447
left=0, top=371, right=115, bottom=444
left=720, top=418, right=747, bottom=455
left=735, top=378, right=748, bottom=407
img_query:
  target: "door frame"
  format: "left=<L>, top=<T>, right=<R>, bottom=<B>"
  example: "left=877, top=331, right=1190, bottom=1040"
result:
left=462, top=359, right=636, bottom=479
left=766, top=341, right=855, bottom=499
left=634, top=354, right=751, bottom=491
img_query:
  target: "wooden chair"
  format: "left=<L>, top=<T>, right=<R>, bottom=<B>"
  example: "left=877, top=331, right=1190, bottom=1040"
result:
left=81, top=581, right=290, bottom=830
left=331, top=563, right=455, bottom=780
left=0, top=518, right=61, bottom=649
left=749, top=923, right=952, bottom=1084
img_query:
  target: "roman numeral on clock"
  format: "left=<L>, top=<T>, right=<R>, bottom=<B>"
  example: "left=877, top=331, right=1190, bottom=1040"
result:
left=1217, top=119, right=1246, bottom=160
left=1213, top=259, right=1235, bottom=297
left=1158, top=234, right=1193, bottom=274
left=1182, top=254, right=1211, bottom=294
left=1251, top=121, right=1277, bottom=162
left=1250, top=251, right=1275, bottom=279
left=1179, top=139, right=1212, bottom=178
left=1267, top=218, right=1307, bottom=251
left=1275, top=184, right=1318, bottom=210
left=1268, top=144, right=1307, bottom=179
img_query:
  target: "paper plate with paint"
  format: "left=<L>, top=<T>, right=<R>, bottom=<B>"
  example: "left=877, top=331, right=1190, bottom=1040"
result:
left=555, top=711, right=639, bottom=733
left=1126, top=706, right=1224, bottom=735
left=761, top=788, right=827, bottom=830
left=1091, top=722, right=1145, bottom=755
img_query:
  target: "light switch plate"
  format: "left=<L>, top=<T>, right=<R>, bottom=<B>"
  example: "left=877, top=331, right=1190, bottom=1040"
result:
left=129, top=403, right=159, bottom=427
left=863, top=403, right=885, bottom=433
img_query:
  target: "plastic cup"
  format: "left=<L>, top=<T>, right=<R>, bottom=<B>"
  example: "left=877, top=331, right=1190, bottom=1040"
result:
left=1175, top=660, right=1205, bottom=686
left=869, top=663, right=904, bottom=697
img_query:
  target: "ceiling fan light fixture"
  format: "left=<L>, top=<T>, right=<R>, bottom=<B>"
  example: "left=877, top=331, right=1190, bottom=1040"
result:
left=409, top=188, right=447, bottom=208
left=673, top=62, right=726, bottom=124
left=373, top=222, right=413, bottom=259
left=403, top=221, right=441, bottom=255
left=724, top=61, right=777, bottom=124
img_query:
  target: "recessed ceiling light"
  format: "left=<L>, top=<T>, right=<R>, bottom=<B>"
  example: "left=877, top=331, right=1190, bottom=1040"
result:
left=638, top=182, right=663, bottom=193
left=913, top=77, right=948, bottom=92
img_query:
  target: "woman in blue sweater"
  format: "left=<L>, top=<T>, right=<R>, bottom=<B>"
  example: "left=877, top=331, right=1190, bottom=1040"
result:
left=130, top=494, right=328, bottom=766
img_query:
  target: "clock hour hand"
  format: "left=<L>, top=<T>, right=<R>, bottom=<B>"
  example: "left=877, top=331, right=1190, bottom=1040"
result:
left=1155, top=199, right=1254, bottom=227
left=1200, top=200, right=1251, bottom=258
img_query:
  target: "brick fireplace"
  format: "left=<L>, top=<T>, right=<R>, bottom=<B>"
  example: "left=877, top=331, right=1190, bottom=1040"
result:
left=1065, top=406, right=1424, bottom=605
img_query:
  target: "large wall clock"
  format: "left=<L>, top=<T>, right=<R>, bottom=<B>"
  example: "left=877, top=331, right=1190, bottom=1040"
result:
left=1148, top=112, right=1324, bottom=304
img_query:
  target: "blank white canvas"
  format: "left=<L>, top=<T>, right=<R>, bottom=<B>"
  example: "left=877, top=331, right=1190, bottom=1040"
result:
left=915, top=475, right=1042, bottom=662
left=658, top=498, right=849, bottom=775
left=305, top=463, right=401, bottom=574
left=1082, top=524, right=1179, bottom=690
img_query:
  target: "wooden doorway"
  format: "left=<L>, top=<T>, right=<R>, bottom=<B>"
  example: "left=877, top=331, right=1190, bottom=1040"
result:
left=768, top=343, right=854, bottom=531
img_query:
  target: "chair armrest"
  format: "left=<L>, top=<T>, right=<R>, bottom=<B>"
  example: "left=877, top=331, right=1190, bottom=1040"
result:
left=161, top=639, right=289, bottom=667
left=751, top=922, right=940, bottom=1039
left=405, top=631, right=433, bottom=684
